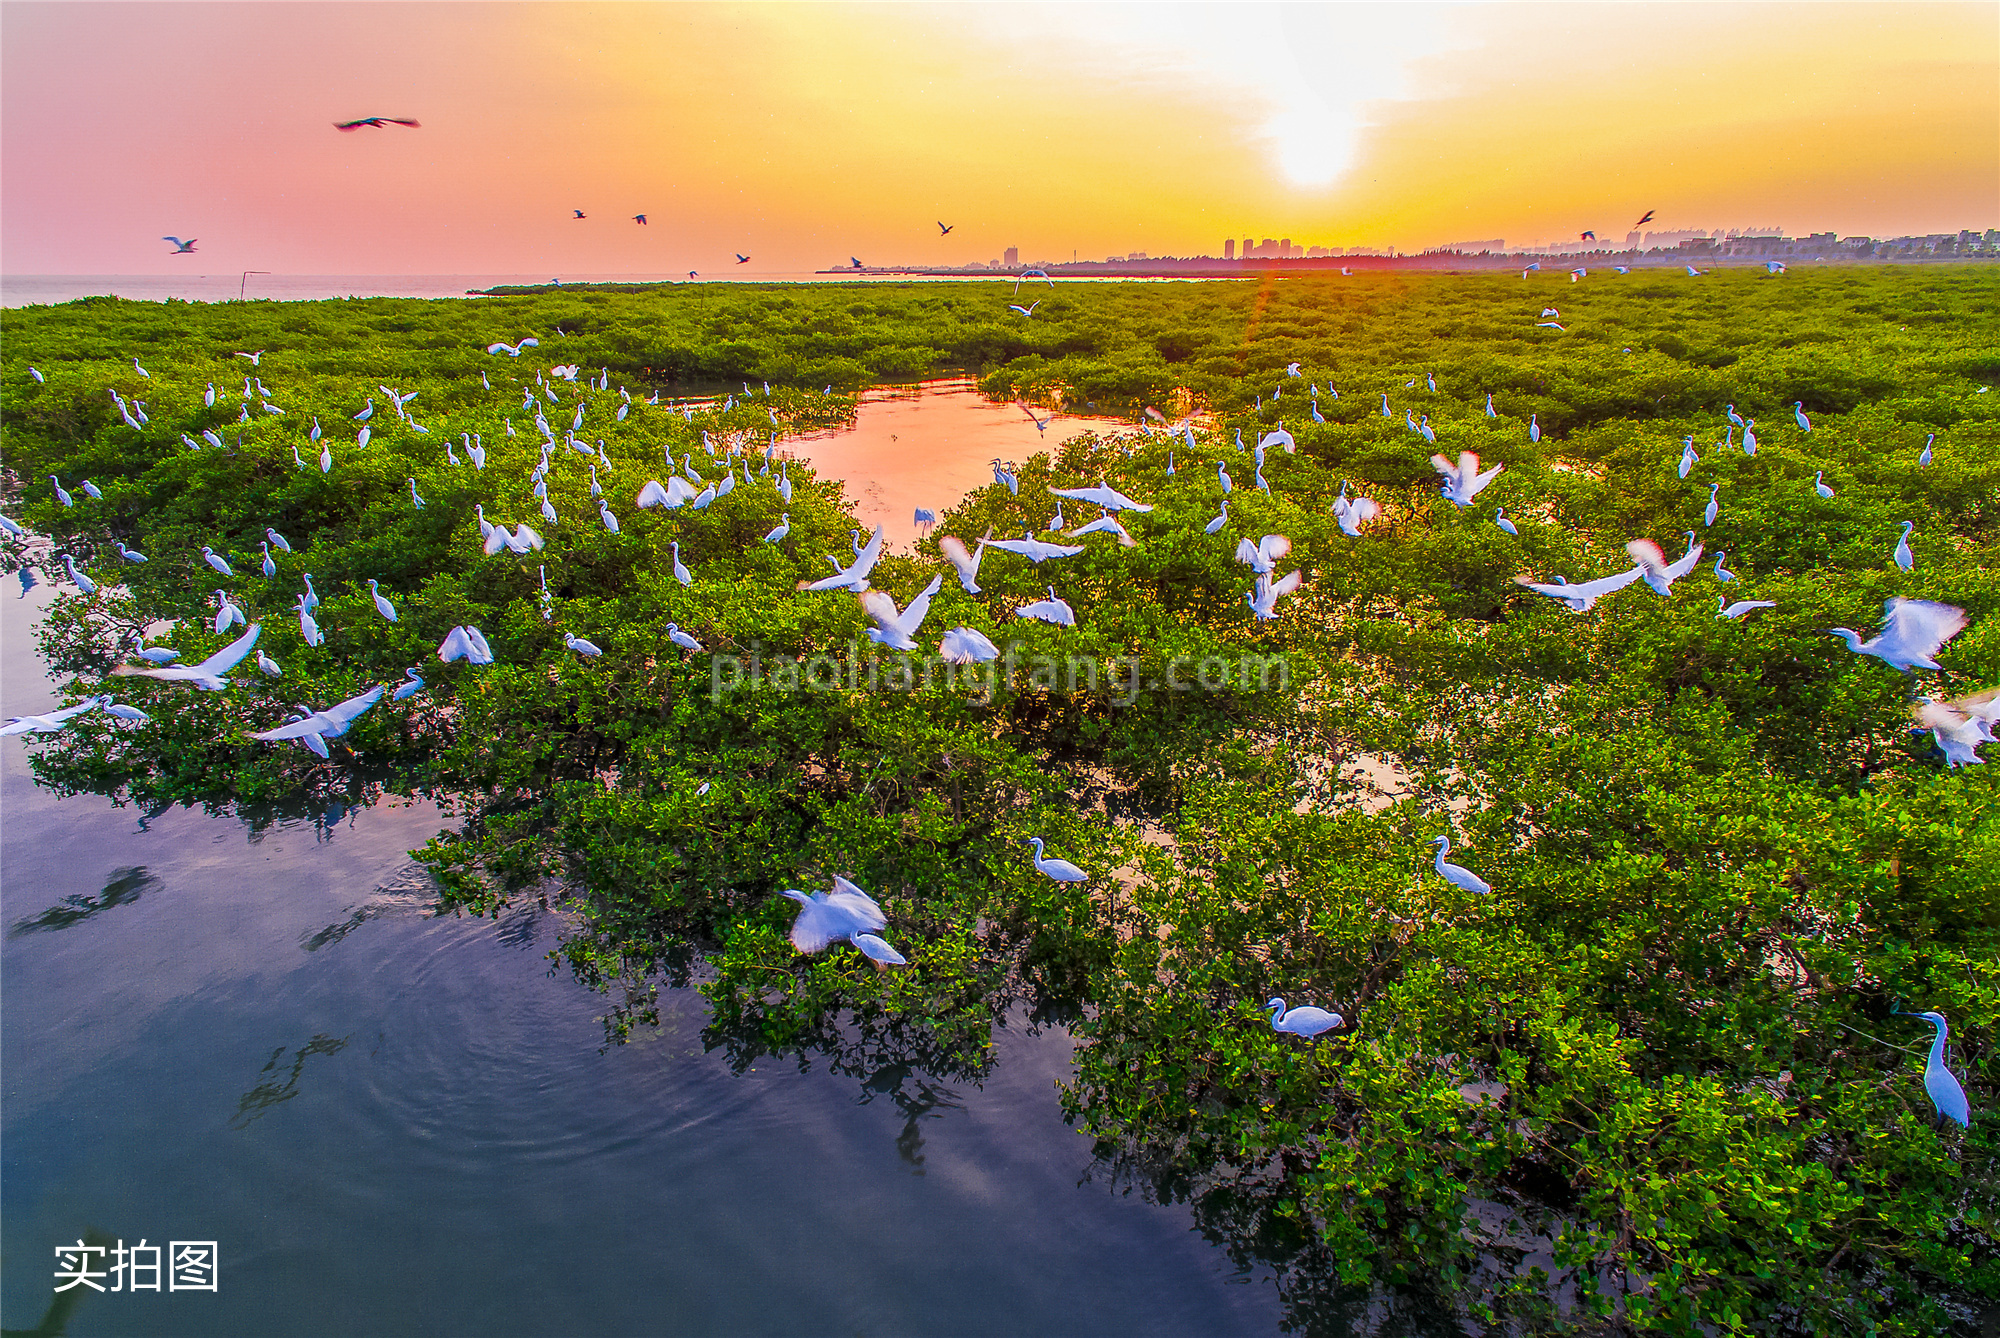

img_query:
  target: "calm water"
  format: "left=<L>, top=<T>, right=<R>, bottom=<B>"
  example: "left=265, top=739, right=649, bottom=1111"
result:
left=0, top=401, right=1285, bottom=1335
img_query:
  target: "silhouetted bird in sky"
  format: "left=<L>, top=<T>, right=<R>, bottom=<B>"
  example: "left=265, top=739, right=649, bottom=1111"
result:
left=851, top=257, right=863, bottom=268
left=937, top=221, right=954, bottom=235
left=735, top=254, right=750, bottom=264
left=162, top=236, right=197, bottom=254
left=633, top=214, right=647, bottom=225
left=1579, top=230, right=1595, bottom=241
left=334, top=117, right=419, bottom=131
left=1634, top=209, right=1655, bottom=228
left=572, top=210, right=586, bottom=219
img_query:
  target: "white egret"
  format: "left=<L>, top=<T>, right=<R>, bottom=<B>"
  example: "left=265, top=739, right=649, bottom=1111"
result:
left=353, top=399, right=374, bottom=422
left=50, top=476, right=74, bottom=507
left=1704, top=484, right=1720, bottom=528
left=80, top=479, right=104, bottom=500
left=1528, top=415, right=1540, bottom=443
left=98, top=698, right=150, bottom=723
left=564, top=632, right=604, bottom=657
left=113, top=622, right=260, bottom=691
left=1718, top=598, right=1776, bottom=620
left=1235, top=534, right=1292, bottom=575
left=1627, top=535, right=1703, bottom=597
left=266, top=527, right=293, bottom=553
left=1265, top=999, right=1342, bottom=1039
left=860, top=575, right=944, bottom=651
left=1919, top=434, right=1933, bottom=467
left=986, top=531, right=1084, bottom=564
left=1678, top=439, right=1698, bottom=479
left=1432, top=451, right=1504, bottom=506
left=1026, top=837, right=1087, bottom=882
left=1742, top=422, right=1758, bottom=455
left=391, top=667, right=425, bottom=700
left=1257, top=427, right=1296, bottom=455
left=1793, top=402, right=1812, bottom=432
left=1485, top=394, right=1497, bottom=418
left=1217, top=462, right=1233, bottom=495
left=1494, top=508, right=1518, bottom=537
left=213, top=589, right=246, bottom=633
left=938, top=532, right=990, bottom=593
left=2, top=697, right=104, bottom=736
left=940, top=626, right=1000, bottom=664
left=117, top=541, right=148, bottom=564
left=1246, top=570, right=1302, bottom=620
left=1826, top=598, right=1966, bottom=673
left=297, top=598, right=325, bottom=647
left=366, top=579, right=398, bottom=622
left=437, top=625, right=495, bottom=665
left=1071, top=513, right=1136, bottom=547
left=1713, top=553, right=1736, bottom=583
left=320, top=443, right=333, bottom=473
left=1515, top=565, right=1643, bottom=613
left=1430, top=834, right=1490, bottom=894
left=763, top=513, right=792, bottom=543
left=408, top=478, right=425, bottom=509
left=1335, top=496, right=1380, bottom=538
left=62, top=555, right=98, bottom=595
left=671, top=542, right=693, bottom=587
left=1905, top=1012, right=1971, bottom=1126
left=1204, top=498, right=1229, bottom=536
left=251, top=685, right=384, bottom=747
left=1893, top=522, right=1914, bottom=572
left=778, top=876, right=889, bottom=955
left=257, top=649, right=284, bottom=677
left=666, top=623, right=703, bottom=652
left=1813, top=471, right=1834, bottom=500
left=1912, top=689, right=1998, bottom=768
left=1016, top=586, right=1075, bottom=626
left=598, top=503, right=620, bottom=533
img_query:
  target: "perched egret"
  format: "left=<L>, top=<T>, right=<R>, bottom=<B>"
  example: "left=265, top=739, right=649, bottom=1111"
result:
left=1793, top=402, right=1812, bottom=432
left=1892, top=522, right=1914, bottom=571
left=116, top=541, right=148, bottom=564
left=1918, top=434, right=1934, bottom=468
left=1217, top=461, right=1233, bottom=495
left=1826, top=598, right=1967, bottom=673
left=392, top=667, right=425, bottom=700
left=763, top=513, right=792, bottom=544
left=564, top=632, right=604, bottom=657
left=366, top=579, right=398, bottom=622
left=1813, top=471, right=1835, bottom=500
left=257, top=649, right=284, bottom=677
left=266, top=527, right=293, bottom=553
left=1494, top=508, right=1518, bottom=537
left=1204, top=499, right=1229, bottom=535
left=1704, top=484, right=1720, bottom=528
left=1026, top=837, right=1087, bottom=882
left=1528, top=415, right=1540, bottom=443
left=665, top=623, right=703, bottom=652
left=1265, top=999, right=1342, bottom=1039
left=297, top=598, right=324, bottom=647
left=62, top=555, right=97, bottom=595
left=50, top=476, right=74, bottom=507
left=1430, top=834, right=1491, bottom=894
left=1713, top=553, right=1736, bottom=583
left=1904, top=1012, right=1972, bottom=1127
left=213, top=589, right=246, bottom=633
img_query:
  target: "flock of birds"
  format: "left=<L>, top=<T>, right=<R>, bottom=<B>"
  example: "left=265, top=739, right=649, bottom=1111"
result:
left=3, top=276, right=1981, bottom=1126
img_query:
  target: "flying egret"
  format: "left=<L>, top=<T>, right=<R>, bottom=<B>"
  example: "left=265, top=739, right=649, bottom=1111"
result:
left=366, top=579, right=398, bottom=622
left=860, top=575, right=944, bottom=650
left=1051, top=480, right=1152, bottom=513
left=1246, top=570, right=1303, bottom=620
left=1430, top=834, right=1491, bottom=894
left=437, top=625, right=495, bottom=665
left=1627, top=535, right=1704, bottom=597
left=1813, top=471, right=1834, bottom=499
left=1335, top=496, right=1381, bottom=538
left=1827, top=598, right=1966, bottom=673
left=1432, top=451, right=1504, bottom=506
left=1718, top=598, right=1777, bottom=620
left=1893, top=522, right=1914, bottom=572
left=1515, top=565, right=1643, bottom=613
left=938, top=532, right=989, bottom=593
left=251, top=685, right=384, bottom=747
left=2, top=697, right=104, bottom=736
left=1265, top=999, right=1342, bottom=1039
left=1071, top=513, right=1136, bottom=547
left=1494, top=507, right=1518, bottom=537
left=1008, top=300, right=1041, bottom=318
left=986, top=531, right=1085, bottom=564
left=114, top=623, right=260, bottom=690
left=1026, top=837, right=1087, bottom=882
left=940, top=626, right=1000, bottom=664
left=564, top=632, right=604, bottom=657
left=1911, top=689, right=1999, bottom=768
left=1235, top=533, right=1292, bottom=576
left=1904, top=1012, right=1971, bottom=1127
left=334, top=116, right=420, bottom=130
left=1016, top=586, right=1076, bottom=626
left=778, top=875, right=889, bottom=953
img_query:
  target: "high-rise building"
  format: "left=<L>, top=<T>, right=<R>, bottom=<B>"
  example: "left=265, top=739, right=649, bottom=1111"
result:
left=1003, top=246, right=1019, bottom=267
left=1224, top=239, right=1235, bottom=260
left=1280, top=238, right=1292, bottom=257
left=1243, top=238, right=1255, bottom=258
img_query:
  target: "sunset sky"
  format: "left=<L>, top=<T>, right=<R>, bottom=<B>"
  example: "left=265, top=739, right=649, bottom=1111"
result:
left=3, top=1, right=1994, bottom=275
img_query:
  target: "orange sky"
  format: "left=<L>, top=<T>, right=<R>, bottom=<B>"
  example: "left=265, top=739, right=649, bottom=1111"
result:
left=2, top=2, right=1993, bottom=274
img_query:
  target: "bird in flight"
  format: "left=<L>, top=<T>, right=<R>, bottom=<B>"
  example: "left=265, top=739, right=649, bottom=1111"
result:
left=162, top=236, right=197, bottom=254
left=735, top=253, right=751, bottom=264
left=937, top=221, right=954, bottom=236
left=334, top=117, right=420, bottom=131
left=632, top=214, right=647, bottom=225
left=572, top=210, right=586, bottom=219
left=1579, top=230, right=1596, bottom=241
left=1634, top=209, right=1655, bottom=228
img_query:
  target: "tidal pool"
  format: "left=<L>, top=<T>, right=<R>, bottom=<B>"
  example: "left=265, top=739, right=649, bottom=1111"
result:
left=0, top=578, right=1289, bottom=1335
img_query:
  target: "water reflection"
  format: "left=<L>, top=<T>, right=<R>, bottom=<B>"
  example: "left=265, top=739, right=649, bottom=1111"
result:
left=228, top=1034, right=351, bottom=1130
left=9, top=866, right=157, bottom=936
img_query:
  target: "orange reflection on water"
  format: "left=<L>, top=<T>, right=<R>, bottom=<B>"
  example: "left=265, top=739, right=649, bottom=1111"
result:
left=787, top=378, right=1129, bottom=550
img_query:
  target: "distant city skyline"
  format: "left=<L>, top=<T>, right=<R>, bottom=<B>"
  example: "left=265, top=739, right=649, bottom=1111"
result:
left=3, top=2, right=1994, bottom=275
